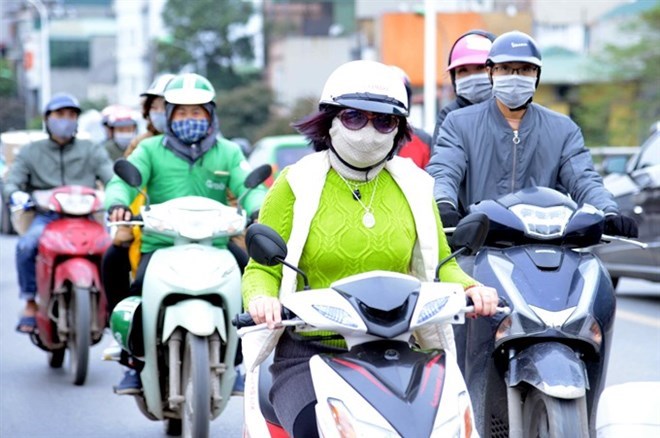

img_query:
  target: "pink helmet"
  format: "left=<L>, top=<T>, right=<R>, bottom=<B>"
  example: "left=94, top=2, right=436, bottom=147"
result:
left=447, top=31, right=495, bottom=71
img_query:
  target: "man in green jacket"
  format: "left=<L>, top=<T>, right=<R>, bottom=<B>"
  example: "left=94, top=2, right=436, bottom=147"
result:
left=3, top=93, right=114, bottom=333
left=103, top=72, right=267, bottom=393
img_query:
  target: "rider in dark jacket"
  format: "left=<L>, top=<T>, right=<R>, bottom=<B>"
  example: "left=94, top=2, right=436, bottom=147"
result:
left=433, top=30, right=496, bottom=142
left=427, top=30, right=637, bottom=239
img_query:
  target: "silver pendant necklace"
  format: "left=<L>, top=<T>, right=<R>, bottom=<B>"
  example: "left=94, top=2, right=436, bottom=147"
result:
left=337, top=173, right=379, bottom=228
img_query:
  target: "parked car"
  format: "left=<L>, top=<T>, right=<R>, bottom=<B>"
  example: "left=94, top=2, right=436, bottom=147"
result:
left=0, top=130, right=49, bottom=234
left=593, top=124, right=660, bottom=288
left=247, top=135, right=313, bottom=187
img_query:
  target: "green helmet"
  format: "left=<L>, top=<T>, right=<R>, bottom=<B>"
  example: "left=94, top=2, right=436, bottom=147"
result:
left=164, top=73, right=215, bottom=105
left=110, top=296, right=144, bottom=356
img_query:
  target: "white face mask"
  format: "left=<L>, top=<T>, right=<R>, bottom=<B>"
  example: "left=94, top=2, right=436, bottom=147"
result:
left=329, top=117, right=397, bottom=180
left=455, top=73, right=492, bottom=104
left=492, top=75, right=537, bottom=109
left=114, top=132, right=134, bottom=150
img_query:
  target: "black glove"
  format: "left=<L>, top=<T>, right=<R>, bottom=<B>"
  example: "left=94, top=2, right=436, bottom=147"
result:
left=604, top=214, right=638, bottom=238
left=107, top=204, right=133, bottom=221
left=437, top=202, right=462, bottom=228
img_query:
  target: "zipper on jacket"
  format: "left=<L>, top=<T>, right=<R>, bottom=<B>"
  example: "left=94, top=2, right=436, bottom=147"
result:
left=60, top=147, right=65, bottom=185
left=511, top=130, right=520, bottom=192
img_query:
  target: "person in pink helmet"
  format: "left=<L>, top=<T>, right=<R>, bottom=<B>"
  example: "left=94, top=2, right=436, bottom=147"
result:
left=433, top=30, right=496, bottom=141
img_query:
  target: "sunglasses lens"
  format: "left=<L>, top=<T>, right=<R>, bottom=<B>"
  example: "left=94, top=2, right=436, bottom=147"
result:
left=340, top=110, right=368, bottom=130
left=373, top=115, right=398, bottom=133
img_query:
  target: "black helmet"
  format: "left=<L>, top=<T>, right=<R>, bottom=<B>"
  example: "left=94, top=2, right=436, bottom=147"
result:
left=486, top=31, right=542, bottom=68
left=44, top=93, right=82, bottom=117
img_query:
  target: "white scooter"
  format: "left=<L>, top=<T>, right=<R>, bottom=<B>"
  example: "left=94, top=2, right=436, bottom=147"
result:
left=234, top=217, right=508, bottom=438
left=106, top=159, right=270, bottom=438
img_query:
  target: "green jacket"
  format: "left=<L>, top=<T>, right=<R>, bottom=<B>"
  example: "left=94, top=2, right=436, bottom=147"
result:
left=104, top=135, right=267, bottom=253
left=3, top=137, right=113, bottom=197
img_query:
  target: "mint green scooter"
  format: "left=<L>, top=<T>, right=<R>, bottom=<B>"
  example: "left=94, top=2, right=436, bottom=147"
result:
left=107, top=160, right=270, bottom=437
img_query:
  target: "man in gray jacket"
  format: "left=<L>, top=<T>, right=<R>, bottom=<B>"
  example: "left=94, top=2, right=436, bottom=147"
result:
left=427, top=30, right=637, bottom=238
left=3, top=93, right=113, bottom=333
left=427, top=30, right=638, bottom=435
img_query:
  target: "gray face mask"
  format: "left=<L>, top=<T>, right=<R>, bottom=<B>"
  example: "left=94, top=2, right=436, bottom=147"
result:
left=47, top=118, right=78, bottom=140
left=492, top=75, right=537, bottom=109
left=149, top=111, right=167, bottom=133
left=455, top=73, right=492, bottom=104
left=114, top=132, right=134, bottom=150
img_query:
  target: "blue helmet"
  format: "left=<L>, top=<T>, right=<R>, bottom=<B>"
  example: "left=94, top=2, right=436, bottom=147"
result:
left=486, top=31, right=542, bottom=68
left=44, top=93, right=82, bottom=117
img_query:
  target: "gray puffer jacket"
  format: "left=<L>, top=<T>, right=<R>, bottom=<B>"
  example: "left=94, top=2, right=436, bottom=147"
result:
left=426, top=98, right=618, bottom=214
left=3, top=137, right=114, bottom=197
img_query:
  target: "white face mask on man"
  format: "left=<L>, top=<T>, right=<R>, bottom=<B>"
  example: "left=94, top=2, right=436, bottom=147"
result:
left=329, top=117, right=397, bottom=180
left=491, top=75, right=537, bottom=110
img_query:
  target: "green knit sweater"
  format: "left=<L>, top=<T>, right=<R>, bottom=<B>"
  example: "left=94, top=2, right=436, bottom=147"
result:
left=242, top=167, right=476, bottom=307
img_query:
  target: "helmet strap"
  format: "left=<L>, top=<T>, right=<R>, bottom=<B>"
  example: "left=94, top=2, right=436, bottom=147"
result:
left=328, top=143, right=395, bottom=182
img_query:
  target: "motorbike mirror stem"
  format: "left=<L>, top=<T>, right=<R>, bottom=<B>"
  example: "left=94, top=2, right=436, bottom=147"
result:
left=433, top=246, right=469, bottom=282
left=113, top=159, right=151, bottom=211
left=235, top=164, right=273, bottom=216
left=274, top=256, right=311, bottom=290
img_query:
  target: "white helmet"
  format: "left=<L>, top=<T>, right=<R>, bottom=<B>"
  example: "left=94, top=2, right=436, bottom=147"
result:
left=164, top=73, right=216, bottom=105
left=140, top=73, right=176, bottom=98
left=319, top=60, right=409, bottom=116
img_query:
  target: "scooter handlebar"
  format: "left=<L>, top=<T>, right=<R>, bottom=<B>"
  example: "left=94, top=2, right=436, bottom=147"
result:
left=232, top=309, right=296, bottom=329
left=464, top=296, right=511, bottom=315
left=232, top=313, right=255, bottom=329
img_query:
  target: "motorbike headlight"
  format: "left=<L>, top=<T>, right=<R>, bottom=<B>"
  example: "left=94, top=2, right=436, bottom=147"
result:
left=510, top=204, right=573, bottom=239
left=327, top=398, right=399, bottom=438
left=495, top=315, right=513, bottom=342
left=313, top=305, right=358, bottom=328
left=417, top=297, right=449, bottom=324
left=54, top=192, right=96, bottom=215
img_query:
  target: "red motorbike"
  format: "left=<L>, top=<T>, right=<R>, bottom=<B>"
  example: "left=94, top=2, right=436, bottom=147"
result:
left=25, top=185, right=111, bottom=385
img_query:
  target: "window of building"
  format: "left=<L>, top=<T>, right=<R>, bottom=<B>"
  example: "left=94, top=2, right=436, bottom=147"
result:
left=50, top=39, right=90, bottom=68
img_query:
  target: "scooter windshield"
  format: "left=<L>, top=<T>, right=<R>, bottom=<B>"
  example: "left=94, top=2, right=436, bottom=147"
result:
left=142, top=196, right=246, bottom=241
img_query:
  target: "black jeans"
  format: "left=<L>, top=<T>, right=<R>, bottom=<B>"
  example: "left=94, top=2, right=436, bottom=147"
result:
left=101, top=246, right=154, bottom=313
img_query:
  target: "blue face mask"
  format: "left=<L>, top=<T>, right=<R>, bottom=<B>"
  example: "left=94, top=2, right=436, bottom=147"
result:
left=149, top=111, right=167, bottom=133
left=455, top=73, right=492, bottom=104
left=492, top=75, right=537, bottom=109
left=47, top=118, right=78, bottom=140
left=171, top=118, right=209, bottom=144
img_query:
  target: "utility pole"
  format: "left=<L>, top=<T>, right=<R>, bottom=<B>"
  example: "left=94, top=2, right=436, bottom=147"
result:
left=26, top=0, right=51, bottom=112
left=423, top=0, right=437, bottom=135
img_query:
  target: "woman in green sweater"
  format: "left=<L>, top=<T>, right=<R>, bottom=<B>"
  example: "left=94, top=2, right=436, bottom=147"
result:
left=241, top=60, right=498, bottom=437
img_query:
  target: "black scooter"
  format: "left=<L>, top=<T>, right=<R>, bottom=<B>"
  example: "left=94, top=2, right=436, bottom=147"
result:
left=458, top=187, right=642, bottom=438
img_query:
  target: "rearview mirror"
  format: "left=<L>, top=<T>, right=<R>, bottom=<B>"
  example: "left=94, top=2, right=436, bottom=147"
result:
left=450, top=212, right=490, bottom=255
left=114, top=159, right=142, bottom=188
left=245, top=164, right=272, bottom=189
left=245, top=224, right=288, bottom=266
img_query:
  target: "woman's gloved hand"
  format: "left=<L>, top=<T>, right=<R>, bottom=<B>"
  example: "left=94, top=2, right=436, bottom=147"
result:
left=604, top=214, right=638, bottom=238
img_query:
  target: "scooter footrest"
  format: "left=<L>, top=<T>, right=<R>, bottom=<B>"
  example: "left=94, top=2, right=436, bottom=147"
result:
left=102, top=346, right=123, bottom=361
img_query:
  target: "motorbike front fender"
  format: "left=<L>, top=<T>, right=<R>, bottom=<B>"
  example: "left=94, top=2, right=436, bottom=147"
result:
left=161, top=300, right=227, bottom=343
left=507, top=342, right=588, bottom=399
left=53, top=258, right=100, bottom=291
